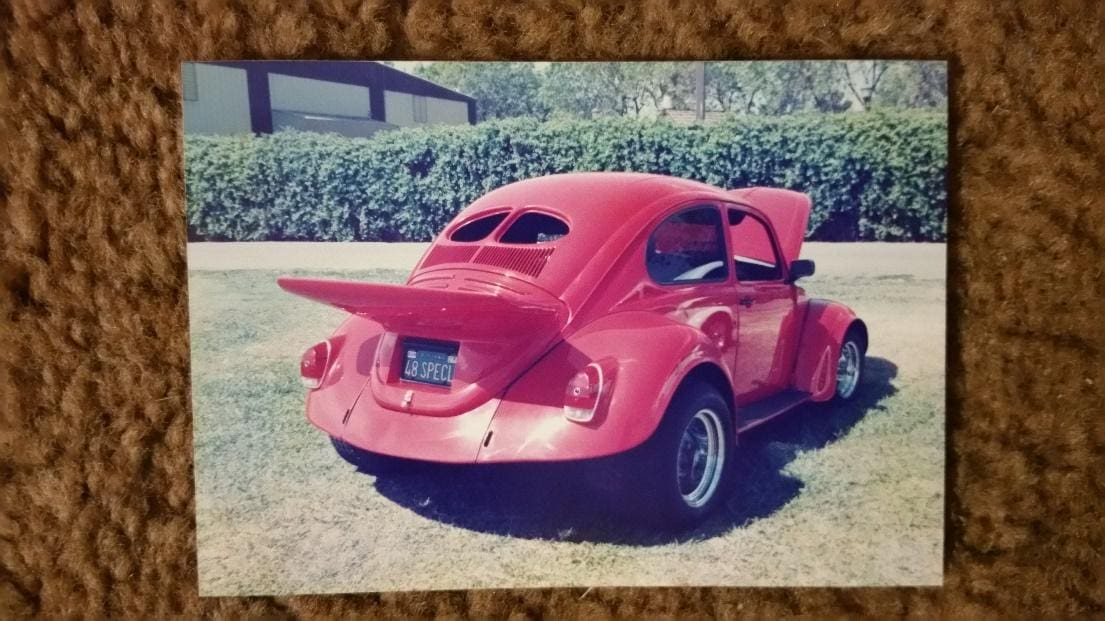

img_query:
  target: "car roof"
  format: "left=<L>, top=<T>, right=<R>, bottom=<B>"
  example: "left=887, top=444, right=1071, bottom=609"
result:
left=434, top=173, right=809, bottom=309
left=436, top=173, right=727, bottom=301
left=469, top=172, right=739, bottom=219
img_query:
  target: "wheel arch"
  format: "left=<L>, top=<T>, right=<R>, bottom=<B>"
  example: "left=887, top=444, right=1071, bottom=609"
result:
left=672, top=362, right=736, bottom=426
left=847, top=318, right=869, bottom=352
left=793, top=299, right=865, bottom=401
left=480, top=312, right=730, bottom=462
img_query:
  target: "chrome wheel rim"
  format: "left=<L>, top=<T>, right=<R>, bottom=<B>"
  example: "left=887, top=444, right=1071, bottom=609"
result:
left=836, top=341, right=861, bottom=399
left=676, top=408, right=725, bottom=508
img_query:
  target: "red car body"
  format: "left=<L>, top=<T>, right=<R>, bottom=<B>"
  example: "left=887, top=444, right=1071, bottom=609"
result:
left=279, top=173, right=867, bottom=470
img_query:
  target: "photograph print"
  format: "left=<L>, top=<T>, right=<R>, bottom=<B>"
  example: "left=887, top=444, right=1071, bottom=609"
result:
left=183, top=60, right=947, bottom=595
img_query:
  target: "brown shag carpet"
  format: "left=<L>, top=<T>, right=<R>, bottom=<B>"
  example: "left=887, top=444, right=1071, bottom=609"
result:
left=1, top=0, right=1104, bottom=617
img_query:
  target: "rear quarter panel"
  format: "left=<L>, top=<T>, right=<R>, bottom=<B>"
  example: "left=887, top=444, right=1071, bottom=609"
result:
left=477, top=312, right=724, bottom=463
left=303, top=315, right=384, bottom=436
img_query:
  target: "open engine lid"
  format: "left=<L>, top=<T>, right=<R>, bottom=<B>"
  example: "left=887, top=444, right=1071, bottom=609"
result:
left=729, top=187, right=811, bottom=264
left=276, top=276, right=566, bottom=341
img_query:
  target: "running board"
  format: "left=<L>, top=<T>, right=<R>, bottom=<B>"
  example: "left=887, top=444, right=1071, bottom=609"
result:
left=736, top=389, right=812, bottom=433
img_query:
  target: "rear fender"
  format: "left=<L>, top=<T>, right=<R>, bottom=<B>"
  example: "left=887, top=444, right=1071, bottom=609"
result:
left=303, top=315, right=385, bottom=436
left=477, top=312, right=726, bottom=463
left=793, top=299, right=864, bottom=401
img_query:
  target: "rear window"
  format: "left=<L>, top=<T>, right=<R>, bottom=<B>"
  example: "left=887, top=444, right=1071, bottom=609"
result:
left=450, top=212, right=508, bottom=242
left=499, top=212, right=569, bottom=244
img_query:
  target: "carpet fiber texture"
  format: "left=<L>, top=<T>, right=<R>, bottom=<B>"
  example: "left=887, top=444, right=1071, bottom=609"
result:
left=1, top=0, right=1104, bottom=617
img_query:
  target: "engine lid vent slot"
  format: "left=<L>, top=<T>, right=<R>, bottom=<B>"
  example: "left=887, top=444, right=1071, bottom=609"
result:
left=421, top=244, right=479, bottom=268
left=472, top=246, right=554, bottom=278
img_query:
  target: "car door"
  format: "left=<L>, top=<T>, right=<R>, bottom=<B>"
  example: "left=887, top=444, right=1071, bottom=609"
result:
left=727, top=207, right=798, bottom=404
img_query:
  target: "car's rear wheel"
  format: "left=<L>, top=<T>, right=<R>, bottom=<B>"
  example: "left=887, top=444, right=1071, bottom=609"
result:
left=330, top=437, right=413, bottom=475
left=832, top=331, right=865, bottom=402
left=631, top=383, right=735, bottom=528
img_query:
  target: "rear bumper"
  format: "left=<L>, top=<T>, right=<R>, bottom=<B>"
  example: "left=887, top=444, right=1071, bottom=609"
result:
left=306, top=391, right=646, bottom=464
left=308, top=390, right=499, bottom=463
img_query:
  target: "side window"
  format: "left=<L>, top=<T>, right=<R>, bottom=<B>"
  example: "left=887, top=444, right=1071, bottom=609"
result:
left=647, top=206, right=728, bottom=284
left=728, top=209, right=782, bottom=281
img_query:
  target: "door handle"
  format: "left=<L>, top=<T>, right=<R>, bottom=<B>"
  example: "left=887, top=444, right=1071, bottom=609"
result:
left=739, top=296, right=755, bottom=308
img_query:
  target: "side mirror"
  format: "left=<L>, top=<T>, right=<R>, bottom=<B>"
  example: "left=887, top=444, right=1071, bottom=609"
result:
left=788, top=259, right=815, bottom=282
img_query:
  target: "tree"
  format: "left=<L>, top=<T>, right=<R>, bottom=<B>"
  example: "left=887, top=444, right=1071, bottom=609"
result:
left=840, top=60, right=891, bottom=111
left=703, top=61, right=851, bottom=115
left=413, top=62, right=549, bottom=121
left=539, top=62, right=694, bottom=118
left=621, top=62, right=694, bottom=114
left=799, top=62, right=852, bottom=113
left=539, top=63, right=624, bottom=119
left=757, top=62, right=810, bottom=115
left=874, top=61, right=947, bottom=109
left=704, top=62, right=763, bottom=113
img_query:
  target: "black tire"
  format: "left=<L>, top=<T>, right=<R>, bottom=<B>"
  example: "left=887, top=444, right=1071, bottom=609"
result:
left=831, top=329, right=866, bottom=403
left=628, top=382, right=735, bottom=529
left=330, top=437, right=414, bottom=475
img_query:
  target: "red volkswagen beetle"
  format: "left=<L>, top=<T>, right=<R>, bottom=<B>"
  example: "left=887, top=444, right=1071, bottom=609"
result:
left=279, top=172, right=867, bottom=526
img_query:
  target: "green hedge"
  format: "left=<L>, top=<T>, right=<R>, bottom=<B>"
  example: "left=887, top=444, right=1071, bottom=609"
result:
left=185, top=112, right=947, bottom=243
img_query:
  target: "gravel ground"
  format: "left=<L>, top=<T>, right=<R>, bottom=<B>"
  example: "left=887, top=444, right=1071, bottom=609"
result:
left=189, top=243, right=945, bottom=595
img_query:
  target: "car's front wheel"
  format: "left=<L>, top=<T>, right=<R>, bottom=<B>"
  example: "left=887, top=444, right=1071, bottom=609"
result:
left=632, top=383, right=735, bottom=528
left=832, top=330, right=866, bottom=402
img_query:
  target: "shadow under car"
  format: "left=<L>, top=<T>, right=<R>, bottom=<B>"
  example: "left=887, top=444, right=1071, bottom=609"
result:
left=357, top=356, right=899, bottom=546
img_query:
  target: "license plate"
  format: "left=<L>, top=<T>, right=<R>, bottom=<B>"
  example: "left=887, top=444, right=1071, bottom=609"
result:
left=400, top=340, right=458, bottom=387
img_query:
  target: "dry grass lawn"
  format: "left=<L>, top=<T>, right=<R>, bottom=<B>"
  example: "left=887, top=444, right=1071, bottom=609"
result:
left=189, top=244, right=945, bottom=595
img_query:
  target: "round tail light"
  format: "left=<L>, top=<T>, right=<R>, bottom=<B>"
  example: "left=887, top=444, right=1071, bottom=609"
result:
left=563, top=363, right=604, bottom=423
left=300, top=340, right=331, bottom=389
